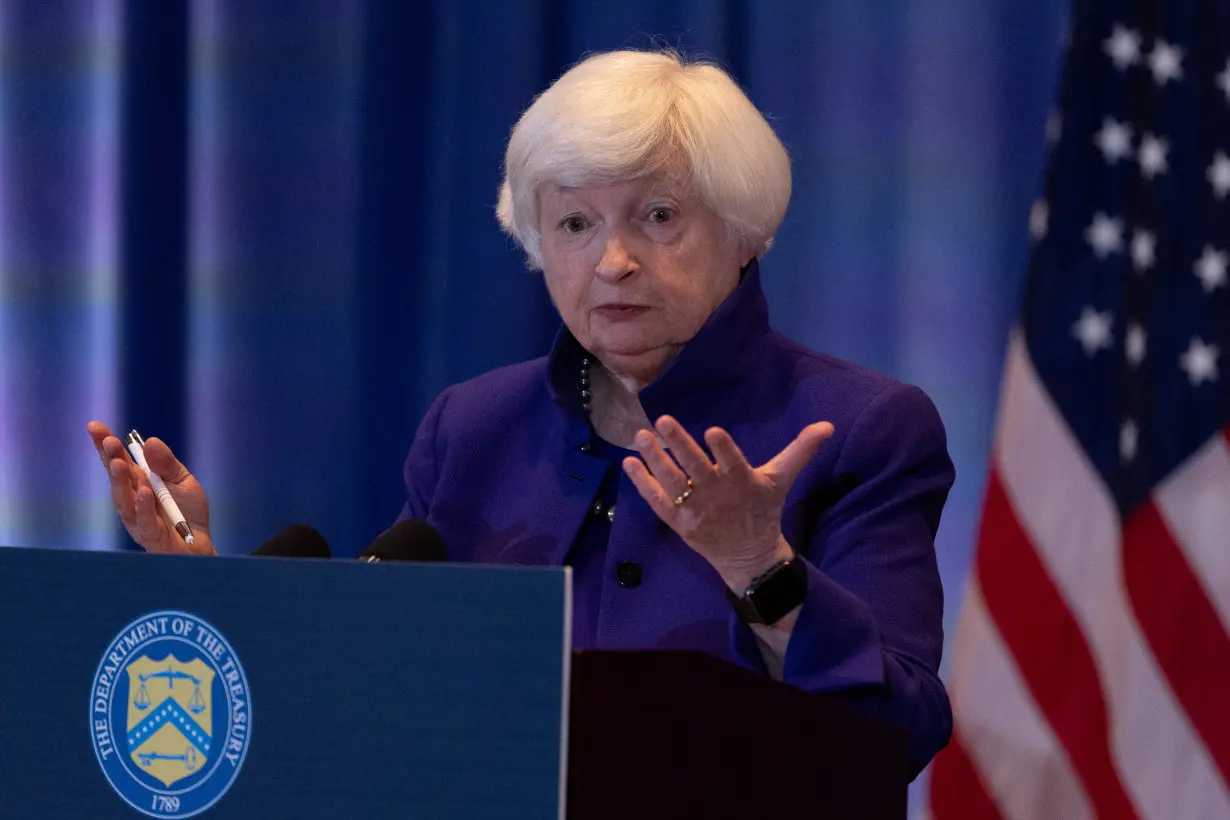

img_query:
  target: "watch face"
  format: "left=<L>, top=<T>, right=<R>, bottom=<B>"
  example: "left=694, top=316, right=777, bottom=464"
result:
left=750, top=559, right=794, bottom=588
left=752, top=560, right=811, bottom=624
left=745, top=557, right=808, bottom=625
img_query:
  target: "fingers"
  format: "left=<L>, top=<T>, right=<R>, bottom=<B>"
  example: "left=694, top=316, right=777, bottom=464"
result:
left=653, top=416, right=716, bottom=484
left=88, top=422, right=131, bottom=471
left=123, top=461, right=148, bottom=521
left=88, top=421, right=190, bottom=553
left=109, top=459, right=138, bottom=526
left=703, top=427, right=755, bottom=480
left=632, top=427, right=690, bottom=495
left=143, top=437, right=190, bottom=484
left=763, top=421, right=835, bottom=490
left=622, top=456, right=679, bottom=521
left=87, top=421, right=113, bottom=464
left=99, top=424, right=141, bottom=524
left=132, top=480, right=170, bottom=551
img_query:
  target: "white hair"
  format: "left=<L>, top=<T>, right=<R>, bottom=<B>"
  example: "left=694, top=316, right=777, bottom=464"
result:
left=496, top=49, right=792, bottom=269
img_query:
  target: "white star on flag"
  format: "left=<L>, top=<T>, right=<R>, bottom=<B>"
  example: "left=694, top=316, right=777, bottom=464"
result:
left=1104, top=25, right=1142, bottom=70
left=1086, top=212, right=1124, bottom=257
left=1125, top=322, right=1146, bottom=366
left=1131, top=228, right=1156, bottom=272
left=1072, top=306, right=1114, bottom=355
left=1179, top=337, right=1220, bottom=385
left=1030, top=200, right=1049, bottom=240
left=1219, top=59, right=1230, bottom=103
left=1138, top=133, right=1169, bottom=178
left=1208, top=152, right=1230, bottom=199
left=1095, top=118, right=1133, bottom=163
left=1194, top=246, right=1228, bottom=293
left=1119, top=418, right=1139, bottom=462
left=1148, top=40, right=1184, bottom=85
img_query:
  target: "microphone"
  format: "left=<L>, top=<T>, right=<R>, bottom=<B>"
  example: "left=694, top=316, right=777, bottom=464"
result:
left=250, top=524, right=332, bottom=558
left=357, top=519, right=447, bottom=563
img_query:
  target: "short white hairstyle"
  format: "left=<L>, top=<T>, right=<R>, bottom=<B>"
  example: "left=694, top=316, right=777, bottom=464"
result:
left=497, top=49, right=792, bottom=269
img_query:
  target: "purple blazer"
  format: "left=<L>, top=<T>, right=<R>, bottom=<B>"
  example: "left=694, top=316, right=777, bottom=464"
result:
left=398, top=260, right=954, bottom=773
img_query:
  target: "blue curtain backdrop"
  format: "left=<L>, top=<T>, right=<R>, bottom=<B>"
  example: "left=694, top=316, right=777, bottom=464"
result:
left=0, top=0, right=1067, bottom=777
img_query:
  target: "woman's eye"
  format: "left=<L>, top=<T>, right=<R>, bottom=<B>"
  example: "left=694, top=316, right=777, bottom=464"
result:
left=560, top=215, right=588, bottom=234
left=647, top=207, right=673, bottom=224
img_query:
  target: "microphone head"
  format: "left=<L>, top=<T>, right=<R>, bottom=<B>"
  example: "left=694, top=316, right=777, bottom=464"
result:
left=251, top=524, right=331, bottom=558
left=358, top=519, right=447, bottom=563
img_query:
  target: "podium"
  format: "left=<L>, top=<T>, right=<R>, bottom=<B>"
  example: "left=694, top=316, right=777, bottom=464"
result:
left=0, top=547, right=907, bottom=819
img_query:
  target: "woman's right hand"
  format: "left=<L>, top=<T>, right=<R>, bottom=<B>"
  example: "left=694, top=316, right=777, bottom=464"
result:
left=87, top=421, right=216, bottom=556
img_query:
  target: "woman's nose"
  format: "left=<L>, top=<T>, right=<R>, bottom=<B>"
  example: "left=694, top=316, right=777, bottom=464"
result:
left=595, top=234, right=637, bottom=281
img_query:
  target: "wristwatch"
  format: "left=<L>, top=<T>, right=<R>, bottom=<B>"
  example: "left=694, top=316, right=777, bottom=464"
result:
left=725, top=552, right=809, bottom=625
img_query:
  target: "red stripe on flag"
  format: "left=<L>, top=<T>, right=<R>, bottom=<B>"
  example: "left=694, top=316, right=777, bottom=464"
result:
left=1122, top=499, right=1230, bottom=787
left=976, top=469, right=1139, bottom=820
left=928, top=731, right=1004, bottom=820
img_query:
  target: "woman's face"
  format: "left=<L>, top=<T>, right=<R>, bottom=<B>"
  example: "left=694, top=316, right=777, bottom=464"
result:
left=538, top=175, right=750, bottom=386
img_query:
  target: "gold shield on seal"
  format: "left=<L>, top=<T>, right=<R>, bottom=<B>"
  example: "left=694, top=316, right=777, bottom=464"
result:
left=125, top=655, right=216, bottom=787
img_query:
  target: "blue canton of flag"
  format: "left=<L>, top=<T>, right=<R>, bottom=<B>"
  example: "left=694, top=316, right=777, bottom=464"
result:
left=1024, top=0, right=1230, bottom=515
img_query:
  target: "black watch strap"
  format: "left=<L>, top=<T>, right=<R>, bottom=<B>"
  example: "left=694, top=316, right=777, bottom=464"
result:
left=725, top=553, right=808, bottom=626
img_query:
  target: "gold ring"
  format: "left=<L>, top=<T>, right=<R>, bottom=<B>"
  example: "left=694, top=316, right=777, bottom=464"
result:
left=672, top=478, right=694, bottom=507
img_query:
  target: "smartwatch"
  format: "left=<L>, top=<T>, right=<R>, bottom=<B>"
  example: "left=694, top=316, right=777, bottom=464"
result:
left=725, top=552, right=808, bottom=625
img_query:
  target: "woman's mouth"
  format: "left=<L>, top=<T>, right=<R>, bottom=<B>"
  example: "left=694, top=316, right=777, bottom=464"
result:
left=593, top=304, right=651, bottom=321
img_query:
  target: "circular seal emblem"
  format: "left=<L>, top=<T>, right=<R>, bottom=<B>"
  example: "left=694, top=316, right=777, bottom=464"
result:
left=90, top=610, right=252, bottom=818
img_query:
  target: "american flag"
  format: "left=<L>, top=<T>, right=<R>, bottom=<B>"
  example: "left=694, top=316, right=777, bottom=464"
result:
left=926, top=1, right=1230, bottom=818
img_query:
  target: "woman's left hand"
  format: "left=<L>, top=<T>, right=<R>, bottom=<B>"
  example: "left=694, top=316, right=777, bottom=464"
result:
left=623, top=415, right=835, bottom=593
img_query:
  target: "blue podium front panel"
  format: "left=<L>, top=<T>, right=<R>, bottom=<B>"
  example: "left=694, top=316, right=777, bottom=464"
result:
left=0, top=548, right=571, bottom=819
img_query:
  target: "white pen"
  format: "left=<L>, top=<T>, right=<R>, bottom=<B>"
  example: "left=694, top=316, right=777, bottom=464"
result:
left=124, top=430, right=195, bottom=545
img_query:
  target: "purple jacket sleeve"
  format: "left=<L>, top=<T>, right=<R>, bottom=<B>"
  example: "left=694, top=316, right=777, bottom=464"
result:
left=729, top=382, right=955, bottom=776
left=398, top=387, right=452, bottom=522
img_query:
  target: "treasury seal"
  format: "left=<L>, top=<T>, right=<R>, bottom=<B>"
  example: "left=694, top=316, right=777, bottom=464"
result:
left=90, top=610, right=252, bottom=818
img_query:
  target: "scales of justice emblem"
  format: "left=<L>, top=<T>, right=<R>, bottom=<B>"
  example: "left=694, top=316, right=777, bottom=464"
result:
left=91, top=610, right=251, bottom=819
left=125, top=655, right=216, bottom=786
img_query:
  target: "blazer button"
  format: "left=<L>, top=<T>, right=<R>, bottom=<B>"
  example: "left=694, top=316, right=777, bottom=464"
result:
left=615, top=561, right=642, bottom=588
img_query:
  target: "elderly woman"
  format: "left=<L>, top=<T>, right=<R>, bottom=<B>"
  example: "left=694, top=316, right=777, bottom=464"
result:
left=88, top=49, right=954, bottom=775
